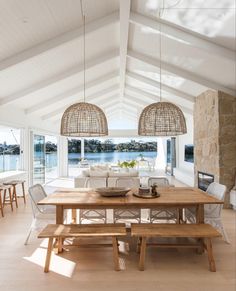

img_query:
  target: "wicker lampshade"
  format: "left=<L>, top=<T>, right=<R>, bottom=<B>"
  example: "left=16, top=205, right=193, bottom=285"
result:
left=138, top=102, right=187, bottom=136
left=61, top=102, right=108, bottom=137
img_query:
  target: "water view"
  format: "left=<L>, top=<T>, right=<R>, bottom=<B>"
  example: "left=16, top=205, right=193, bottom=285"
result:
left=0, top=151, right=157, bottom=172
left=68, top=151, right=157, bottom=165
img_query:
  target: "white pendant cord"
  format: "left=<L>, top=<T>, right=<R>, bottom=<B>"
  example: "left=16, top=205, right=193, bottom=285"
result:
left=159, top=15, right=162, bottom=102
left=80, top=0, right=86, bottom=103
left=159, top=0, right=164, bottom=103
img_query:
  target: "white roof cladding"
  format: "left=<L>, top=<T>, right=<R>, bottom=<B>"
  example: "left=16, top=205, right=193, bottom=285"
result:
left=0, top=0, right=235, bottom=131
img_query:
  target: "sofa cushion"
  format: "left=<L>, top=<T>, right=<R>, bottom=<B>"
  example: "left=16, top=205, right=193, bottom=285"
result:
left=90, top=170, right=108, bottom=177
left=90, top=164, right=110, bottom=171
left=81, top=170, right=90, bottom=177
left=108, top=170, right=139, bottom=177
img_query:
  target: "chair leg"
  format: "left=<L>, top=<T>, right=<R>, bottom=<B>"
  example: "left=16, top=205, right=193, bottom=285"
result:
left=8, top=188, right=14, bottom=211
left=13, top=185, right=18, bottom=208
left=44, top=238, right=54, bottom=273
left=3, top=189, right=14, bottom=211
left=139, top=237, right=147, bottom=271
left=219, top=221, right=230, bottom=244
left=24, top=219, right=36, bottom=245
left=21, top=182, right=26, bottom=204
left=0, top=192, right=4, bottom=217
left=112, top=237, right=120, bottom=271
left=205, top=238, right=216, bottom=272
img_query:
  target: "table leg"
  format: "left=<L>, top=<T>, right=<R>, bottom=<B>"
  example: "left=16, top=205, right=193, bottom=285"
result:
left=196, top=204, right=205, bottom=254
left=55, top=206, right=64, bottom=253
left=196, top=204, right=204, bottom=224
left=56, top=205, right=64, bottom=224
left=139, top=237, right=147, bottom=271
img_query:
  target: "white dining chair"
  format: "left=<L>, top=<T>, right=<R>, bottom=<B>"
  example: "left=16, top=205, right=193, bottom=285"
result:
left=24, top=184, right=56, bottom=245
left=79, top=177, right=107, bottom=224
left=113, top=178, right=141, bottom=223
left=148, top=177, right=177, bottom=223
left=185, top=182, right=230, bottom=243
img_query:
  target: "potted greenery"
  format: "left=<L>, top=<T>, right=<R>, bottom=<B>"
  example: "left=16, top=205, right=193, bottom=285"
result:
left=118, top=160, right=137, bottom=171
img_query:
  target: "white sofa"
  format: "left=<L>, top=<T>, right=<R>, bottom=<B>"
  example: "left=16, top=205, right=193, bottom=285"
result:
left=74, top=168, right=140, bottom=188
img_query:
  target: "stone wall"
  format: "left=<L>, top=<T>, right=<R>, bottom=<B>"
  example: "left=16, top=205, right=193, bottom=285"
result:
left=194, top=90, right=236, bottom=207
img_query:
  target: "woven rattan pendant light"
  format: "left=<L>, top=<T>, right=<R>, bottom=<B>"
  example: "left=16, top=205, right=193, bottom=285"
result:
left=138, top=1, right=186, bottom=137
left=61, top=0, right=108, bottom=137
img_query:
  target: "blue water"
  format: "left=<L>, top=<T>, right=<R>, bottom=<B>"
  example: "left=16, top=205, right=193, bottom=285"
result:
left=68, top=151, right=157, bottom=165
left=0, top=151, right=157, bottom=171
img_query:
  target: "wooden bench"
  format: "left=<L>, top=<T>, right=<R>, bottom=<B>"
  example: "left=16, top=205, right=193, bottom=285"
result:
left=131, top=223, right=221, bottom=272
left=38, top=223, right=126, bottom=273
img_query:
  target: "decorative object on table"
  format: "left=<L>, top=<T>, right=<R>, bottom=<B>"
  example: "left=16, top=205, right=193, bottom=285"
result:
left=133, top=190, right=160, bottom=199
left=118, top=160, right=137, bottom=169
left=95, top=187, right=131, bottom=197
left=60, top=0, right=108, bottom=137
left=139, top=187, right=150, bottom=194
left=134, top=185, right=160, bottom=199
left=151, top=184, right=158, bottom=195
left=138, top=1, right=187, bottom=137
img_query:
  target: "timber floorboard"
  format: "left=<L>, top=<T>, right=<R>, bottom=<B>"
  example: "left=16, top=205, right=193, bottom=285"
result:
left=0, top=195, right=235, bottom=291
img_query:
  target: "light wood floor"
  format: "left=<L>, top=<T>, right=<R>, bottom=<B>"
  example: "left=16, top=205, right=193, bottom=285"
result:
left=0, top=191, right=235, bottom=291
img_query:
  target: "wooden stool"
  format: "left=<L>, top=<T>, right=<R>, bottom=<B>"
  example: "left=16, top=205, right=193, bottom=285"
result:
left=4, top=180, right=26, bottom=205
left=0, top=185, right=14, bottom=214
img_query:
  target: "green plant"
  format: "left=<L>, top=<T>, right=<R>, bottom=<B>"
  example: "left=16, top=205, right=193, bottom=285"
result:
left=118, top=160, right=137, bottom=168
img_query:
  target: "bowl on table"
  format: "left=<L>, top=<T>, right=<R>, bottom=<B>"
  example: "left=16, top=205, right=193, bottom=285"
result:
left=95, top=187, right=131, bottom=197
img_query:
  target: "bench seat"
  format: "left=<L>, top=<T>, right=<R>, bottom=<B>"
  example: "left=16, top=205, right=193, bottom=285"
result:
left=38, top=223, right=126, bottom=272
left=131, top=223, right=221, bottom=272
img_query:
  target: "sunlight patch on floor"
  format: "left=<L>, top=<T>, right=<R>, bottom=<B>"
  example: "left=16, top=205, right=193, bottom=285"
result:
left=23, top=247, right=76, bottom=278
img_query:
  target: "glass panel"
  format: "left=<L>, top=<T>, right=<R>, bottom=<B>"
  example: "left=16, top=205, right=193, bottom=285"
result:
left=0, top=127, right=21, bottom=173
left=45, top=135, right=58, bottom=183
left=33, top=135, right=45, bottom=184
left=68, top=138, right=157, bottom=177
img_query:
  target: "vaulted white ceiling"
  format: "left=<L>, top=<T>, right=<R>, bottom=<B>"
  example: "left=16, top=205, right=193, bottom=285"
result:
left=0, top=0, right=235, bottom=130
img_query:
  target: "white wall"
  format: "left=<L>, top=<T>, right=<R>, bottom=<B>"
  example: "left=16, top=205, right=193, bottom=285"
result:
left=174, top=113, right=194, bottom=186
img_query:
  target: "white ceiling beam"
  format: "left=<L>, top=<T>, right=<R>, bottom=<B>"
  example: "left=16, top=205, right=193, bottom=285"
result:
left=130, top=12, right=235, bottom=61
left=106, top=101, right=137, bottom=115
left=126, top=71, right=195, bottom=103
left=107, top=108, right=137, bottom=120
left=127, top=50, right=235, bottom=96
left=41, top=85, right=119, bottom=120
left=0, top=50, right=119, bottom=106
left=102, top=97, right=119, bottom=108
left=124, top=94, right=146, bottom=107
left=119, top=0, right=131, bottom=99
left=25, top=70, right=119, bottom=114
left=0, top=12, right=119, bottom=72
left=125, top=85, right=193, bottom=115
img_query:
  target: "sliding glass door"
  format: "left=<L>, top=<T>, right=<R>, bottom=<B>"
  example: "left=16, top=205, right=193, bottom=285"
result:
left=32, top=133, right=58, bottom=185
left=33, top=134, right=45, bottom=184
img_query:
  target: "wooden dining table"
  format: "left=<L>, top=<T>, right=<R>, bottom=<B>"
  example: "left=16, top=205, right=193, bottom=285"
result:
left=38, top=187, right=224, bottom=224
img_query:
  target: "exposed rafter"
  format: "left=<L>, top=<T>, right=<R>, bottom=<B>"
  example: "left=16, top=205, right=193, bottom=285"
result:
left=107, top=108, right=137, bottom=120
left=0, top=50, right=119, bottom=106
left=127, top=50, right=235, bottom=96
left=41, top=85, right=119, bottom=120
left=102, top=97, right=119, bottom=109
left=124, top=94, right=146, bottom=107
left=119, top=0, right=131, bottom=100
left=125, top=85, right=193, bottom=115
left=130, top=12, right=235, bottom=61
left=0, top=12, right=119, bottom=72
left=126, top=71, right=195, bottom=103
left=25, top=71, right=119, bottom=114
